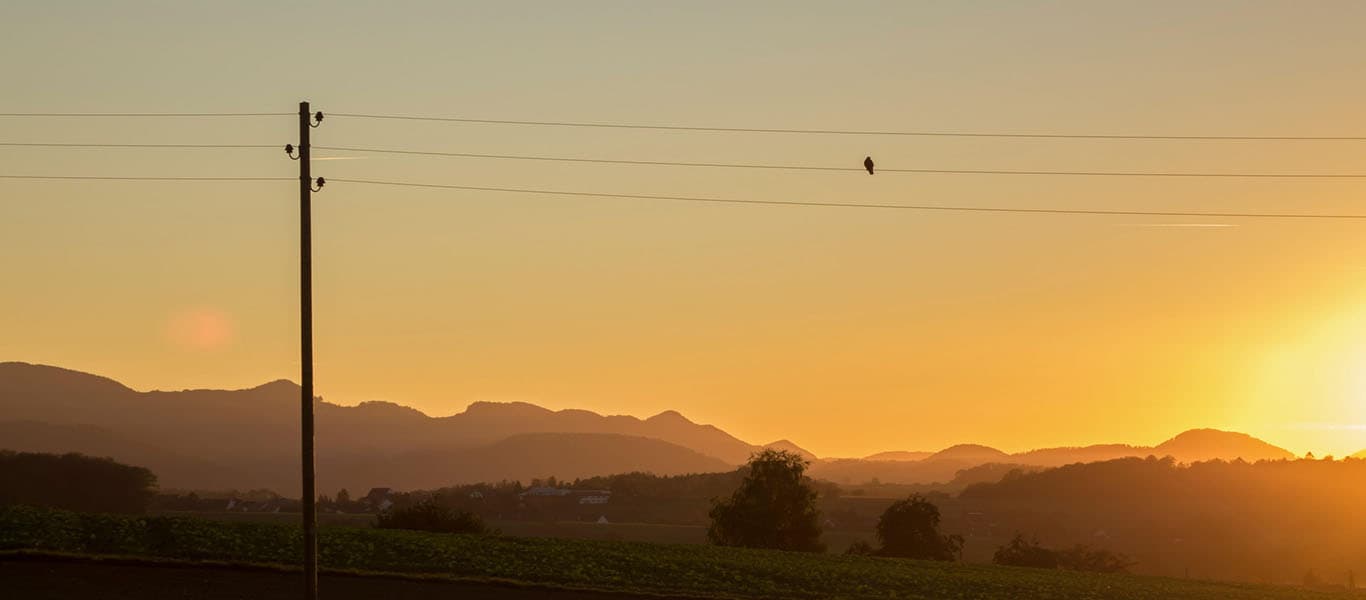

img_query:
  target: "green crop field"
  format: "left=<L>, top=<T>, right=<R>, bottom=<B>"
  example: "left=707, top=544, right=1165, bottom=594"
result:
left=156, top=509, right=882, bottom=553
left=153, top=510, right=378, bottom=528
left=0, top=506, right=1350, bottom=600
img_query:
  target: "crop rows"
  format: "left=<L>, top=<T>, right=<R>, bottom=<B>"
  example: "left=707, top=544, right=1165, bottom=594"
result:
left=0, top=506, right=1341, bottom=600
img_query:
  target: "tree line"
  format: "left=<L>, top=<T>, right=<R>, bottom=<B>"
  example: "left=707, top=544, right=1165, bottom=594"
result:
left=703, top=450, right=1131, bottom=571
left=955, top=455, right=1366, bottom=583
left=0, top=451, right=156, bottom=514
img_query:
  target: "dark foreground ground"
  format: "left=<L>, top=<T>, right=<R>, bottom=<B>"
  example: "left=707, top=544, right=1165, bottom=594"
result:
left=0, top=557, right=696, bottom=600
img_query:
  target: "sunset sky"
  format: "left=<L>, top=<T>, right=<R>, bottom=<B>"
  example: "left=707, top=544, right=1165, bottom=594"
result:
left=4, top=2, right=1366, bottom=458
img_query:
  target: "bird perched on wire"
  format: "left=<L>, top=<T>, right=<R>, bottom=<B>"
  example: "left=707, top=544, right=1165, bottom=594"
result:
left=863, top=156, right=875, bottom=175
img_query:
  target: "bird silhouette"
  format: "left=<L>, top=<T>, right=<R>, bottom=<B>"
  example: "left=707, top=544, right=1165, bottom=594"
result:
left=863, top=156, right=875, bottom=175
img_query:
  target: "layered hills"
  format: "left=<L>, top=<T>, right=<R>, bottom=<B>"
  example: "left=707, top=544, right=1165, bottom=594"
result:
left=0, top=362, right=1301, bottom=493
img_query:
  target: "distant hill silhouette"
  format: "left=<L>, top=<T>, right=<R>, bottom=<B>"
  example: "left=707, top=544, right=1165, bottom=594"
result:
left=0, top=362, right=1301, bottom=491
left=1012, top=443, right=1146, bottom=467
left=0, top=363, right=754, bottom=491
left=811, top=432, right=1294, bottom=485
left=443, top=403, right=764, bottom=464
left=0, top=421, right=245, bottom=490
left=316, top=433, right=731, bottom=491
left=809, top=457, right=1001, bottom=486
left=927, top=444, right=1011, bottom=463
left=862, top=450, right=933, bottom=462
left=762, top=439, right=817, bottom=462
left=810, top=444, right=1013, bottom=485
left=1151, top=428, right=1294, bottom=463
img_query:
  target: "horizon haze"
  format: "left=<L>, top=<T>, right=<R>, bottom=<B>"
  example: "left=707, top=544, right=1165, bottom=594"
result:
left=0, top=361, right=1330, bottom=493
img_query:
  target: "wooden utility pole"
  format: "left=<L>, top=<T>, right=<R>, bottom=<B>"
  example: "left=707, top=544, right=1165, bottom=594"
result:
left=297, top=100, right=318, bottom=600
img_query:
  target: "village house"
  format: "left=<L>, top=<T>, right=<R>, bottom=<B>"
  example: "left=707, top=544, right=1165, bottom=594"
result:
left=363, top=487, right=394, bottom=512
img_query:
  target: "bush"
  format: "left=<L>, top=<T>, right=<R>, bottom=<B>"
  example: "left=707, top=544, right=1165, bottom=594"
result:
left=1056, top=544, right=1135, bottom=573
left=993, top=534, right=1134, bottom=573
left=993, top=534, right=1058, bottom=569
left=375, top=498, right=486, bottom=535
left=845, top=540, right=876, bottom=556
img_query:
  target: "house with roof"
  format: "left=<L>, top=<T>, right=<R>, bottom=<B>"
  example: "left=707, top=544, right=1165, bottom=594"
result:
left=363, top=487, right=394, bottom=512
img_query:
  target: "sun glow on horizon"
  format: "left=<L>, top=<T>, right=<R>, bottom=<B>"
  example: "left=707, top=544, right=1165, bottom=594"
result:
left=1238, top=297, right=1366, bottom=457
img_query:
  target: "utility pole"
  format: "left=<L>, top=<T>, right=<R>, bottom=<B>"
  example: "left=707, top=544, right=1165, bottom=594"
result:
left=288, top=101, right=323, bottom=600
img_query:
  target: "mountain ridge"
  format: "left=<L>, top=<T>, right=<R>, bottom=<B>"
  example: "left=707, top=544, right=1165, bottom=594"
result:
left=862, top=450, right=934, bottom=462
left=0, top=362, right=1306, bottom=492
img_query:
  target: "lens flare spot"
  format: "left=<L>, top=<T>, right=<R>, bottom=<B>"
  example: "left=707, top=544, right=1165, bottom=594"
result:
left=166, top=308, right=234, bottom=351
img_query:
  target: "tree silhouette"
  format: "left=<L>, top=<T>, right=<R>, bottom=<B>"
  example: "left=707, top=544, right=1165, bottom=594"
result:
left=0, top=451, right=157, bottom=514
left=875, top=494, right=962, bottom=560
left=707, top=449, right=824, bottom=552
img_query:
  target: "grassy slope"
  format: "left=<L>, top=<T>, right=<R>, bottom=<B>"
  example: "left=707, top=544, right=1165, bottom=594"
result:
left=0, top=506, right=1344, bottom=600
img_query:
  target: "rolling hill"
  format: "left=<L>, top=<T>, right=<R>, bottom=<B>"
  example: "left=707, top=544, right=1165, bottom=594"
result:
left=0, top=362, right=744, bottom=491
left=0, top=361, right=1306, bottom=492
left=1151, top=428, right=1295, bottom=463
left=862, top=450, right=934, bottom=461
left=811, top=431, right=1295, bottom=485
left=761, top=439, right=817, bottom=461
left=0, top=420, right=246, bottom=490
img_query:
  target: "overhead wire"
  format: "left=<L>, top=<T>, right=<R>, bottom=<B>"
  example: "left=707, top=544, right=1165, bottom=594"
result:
left=327, top=113, right=1366, bottom=141
left=5, top=110, right=1366, bottom=218
left=327, top=178, right=1366, bottom=220
left=0, top=175, right=291, bottom=182
left=0, top=112, right=291, bottom=118
left=0, top=143, right=278, bottom=149
left=4, top=141, right=1359, bottom=178
left=314, top=145, right=1366, bottom=178
left=2, top=111, right=1358, bottom=140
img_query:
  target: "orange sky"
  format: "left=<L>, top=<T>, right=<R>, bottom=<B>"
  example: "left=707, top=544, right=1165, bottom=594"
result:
left=4, top=2, right=1366, bottom=457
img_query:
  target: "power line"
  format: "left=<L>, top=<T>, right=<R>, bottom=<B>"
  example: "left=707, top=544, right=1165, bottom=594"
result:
left=315, top=145, right=1366, bottom=178
left=328, top=178, right=1366, bottom=220
left=1, top=111, right=1358, bottom=140
left=5, top=142, right=1359, bottom=178
left=328, top=113, right=1366, bottom=141
left=0, top=175, right=291, bottom=182
left=0, top=143, right=277, bottom=149
left=0, top=112, right=291, bottom=118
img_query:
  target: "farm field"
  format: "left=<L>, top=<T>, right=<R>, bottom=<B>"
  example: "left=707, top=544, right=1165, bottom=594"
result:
left=0, top=505, right=1351, bottom=600
left=153, top=510, right=377, bottom=528
left=2, top=557, right=676, bottom=600
left=157, top=510, right=880, bottom=552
